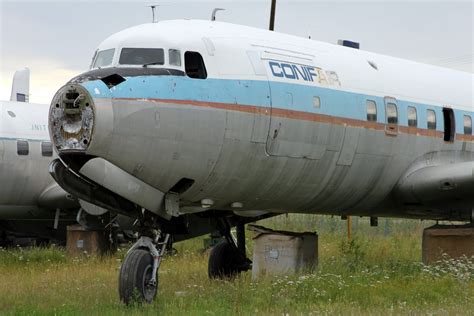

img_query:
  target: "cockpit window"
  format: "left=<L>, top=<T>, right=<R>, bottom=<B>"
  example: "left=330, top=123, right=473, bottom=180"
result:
left=92, top=48, right=115, bottom=68
left=119, top=48, right=164, bottom=66
left=185, top=51, right=207, bottom=79
left=169, top=49, right=181, bottom=66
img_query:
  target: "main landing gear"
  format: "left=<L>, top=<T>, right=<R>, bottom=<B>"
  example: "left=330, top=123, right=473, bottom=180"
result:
left=119, top=231, right=170, bottom=304
left=208, top=221, right=251, bottom=279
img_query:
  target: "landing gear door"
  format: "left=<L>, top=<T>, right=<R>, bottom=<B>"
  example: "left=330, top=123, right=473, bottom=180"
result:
left=384, top=97, right=399, bottom=136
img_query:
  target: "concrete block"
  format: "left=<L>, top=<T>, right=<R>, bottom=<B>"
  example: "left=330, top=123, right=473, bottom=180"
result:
left=250, top=225, right=318, bottom=279
left=422, top=224, right=474, bottom=264
left=66, top=224, right=115, bottom=257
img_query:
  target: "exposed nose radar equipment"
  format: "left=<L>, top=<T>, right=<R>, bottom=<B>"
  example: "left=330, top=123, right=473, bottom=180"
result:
left=49, top=85, right=94, bottom=152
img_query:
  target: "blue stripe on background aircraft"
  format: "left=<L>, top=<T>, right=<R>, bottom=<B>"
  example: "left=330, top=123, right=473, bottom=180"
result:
left=46, top=18, right=472, bottom=304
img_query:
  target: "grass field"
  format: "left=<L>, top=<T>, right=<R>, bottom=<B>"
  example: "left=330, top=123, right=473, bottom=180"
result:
left=0, top=215, right=473, bottom=315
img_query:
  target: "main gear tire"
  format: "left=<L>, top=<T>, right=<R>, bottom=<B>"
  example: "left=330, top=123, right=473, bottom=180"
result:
left=208, top=240, right=244, bottom=279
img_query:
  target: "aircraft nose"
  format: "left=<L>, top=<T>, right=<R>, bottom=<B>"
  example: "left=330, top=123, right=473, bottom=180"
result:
left=49, top=84, right=95, bottom=153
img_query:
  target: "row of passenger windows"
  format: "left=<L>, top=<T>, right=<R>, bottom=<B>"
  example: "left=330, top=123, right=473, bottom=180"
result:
left=366, top=100, right=472, bottom=135
left=16, top=140, right=53, bottom=157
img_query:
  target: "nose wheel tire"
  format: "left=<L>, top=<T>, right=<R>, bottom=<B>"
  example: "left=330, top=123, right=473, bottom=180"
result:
left=119, top=248, right=157, bottom=304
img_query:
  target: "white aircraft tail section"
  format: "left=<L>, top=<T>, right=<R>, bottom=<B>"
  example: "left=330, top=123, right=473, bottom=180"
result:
left=10, top=68, right=30, bottom=102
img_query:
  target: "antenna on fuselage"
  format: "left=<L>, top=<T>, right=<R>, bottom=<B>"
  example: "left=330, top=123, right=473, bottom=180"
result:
left=269, top=0, right=277, bottom=31
left=148, top=4, right=159, bottom=23
left=211, top=8, right=225, bottom=21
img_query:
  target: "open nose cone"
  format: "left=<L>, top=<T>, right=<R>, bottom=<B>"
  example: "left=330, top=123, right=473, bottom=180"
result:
left=49, top=84, right=95, bottom=153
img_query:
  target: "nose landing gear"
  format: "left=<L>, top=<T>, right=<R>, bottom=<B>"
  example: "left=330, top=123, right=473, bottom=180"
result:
left=119, top=233, right=170, bottom=304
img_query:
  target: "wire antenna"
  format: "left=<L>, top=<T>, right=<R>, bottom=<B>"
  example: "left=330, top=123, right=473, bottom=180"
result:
left=147, top=4, right=159, bottom=23
left=211, top=8, right=225, bottom=21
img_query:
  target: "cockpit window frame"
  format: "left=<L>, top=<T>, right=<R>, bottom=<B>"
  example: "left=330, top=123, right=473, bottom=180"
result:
left=89, top=50, right=98, bottom=69
left=92, top=48, right=115, bottom=69
left=169, top=49, right=182, bottom=66
left=118, top=47, right=165, bottom=66
left=184, top=51, right=207, bottom=79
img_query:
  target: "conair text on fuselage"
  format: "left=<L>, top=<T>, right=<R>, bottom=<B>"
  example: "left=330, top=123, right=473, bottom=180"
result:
left=267, top=60, right=342, bottom=87
left=269, top=61, right=318, bottom=82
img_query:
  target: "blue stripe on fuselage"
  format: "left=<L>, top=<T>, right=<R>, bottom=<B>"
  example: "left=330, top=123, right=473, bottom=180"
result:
left=81, top=76, right=472, bottom=134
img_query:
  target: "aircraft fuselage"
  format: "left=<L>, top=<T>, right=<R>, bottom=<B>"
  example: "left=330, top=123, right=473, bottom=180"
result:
left=49, top=20, right=474, bottom=222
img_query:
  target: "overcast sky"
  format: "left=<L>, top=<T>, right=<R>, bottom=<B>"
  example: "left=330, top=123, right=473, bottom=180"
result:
left=1, top=0, right=472, bottom=104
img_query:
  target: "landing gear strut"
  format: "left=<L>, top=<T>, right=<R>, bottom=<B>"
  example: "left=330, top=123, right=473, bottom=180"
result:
left=208, top=220, right=251, bottom=279
left=119, top=231, right=170, bottom=304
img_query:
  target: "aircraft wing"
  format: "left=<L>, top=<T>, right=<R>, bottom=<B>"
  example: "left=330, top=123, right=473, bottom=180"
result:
left=395, top=161, right=474, bottom=215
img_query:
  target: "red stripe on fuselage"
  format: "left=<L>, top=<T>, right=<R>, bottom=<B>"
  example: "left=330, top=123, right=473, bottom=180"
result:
left=114, top=98, right=474, bottom=142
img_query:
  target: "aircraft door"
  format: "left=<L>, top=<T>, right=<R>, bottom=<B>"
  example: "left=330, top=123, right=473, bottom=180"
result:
left=246, top=50, right=272, bottom=143
left=384, top=97, right=399, bottom=136
left=263, top=57, right=332, bottom=160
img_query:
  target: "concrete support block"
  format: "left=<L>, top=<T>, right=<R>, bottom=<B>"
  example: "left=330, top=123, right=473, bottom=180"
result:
left=66, top=224, right=115, bottom=257
left=250, top=225, right=318, bottom=279
left=422, top=224, right=474, bottom=264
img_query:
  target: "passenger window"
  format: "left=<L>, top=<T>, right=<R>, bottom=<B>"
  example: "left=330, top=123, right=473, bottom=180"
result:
left=41, top=141, right=53, bottom=157
left=185, top=51, right=207, bottom=79
left=386, top=103, right=398, bottom=124
left=169, top=49, right=181, bottom=66
left=119, top=48, right=164, bottom=66
left=427, top=110, right=436, bottom=130
left=464, top=115, right=472, bottom=135
left=407, top=106, right=417, bottom=127
left=313, top=96, right=321, bottom=108
left=92, top=49, right=115, bottom=68
left=366, top=100, right=377, bottom=121
left=17, top=140, right=29, bottom=155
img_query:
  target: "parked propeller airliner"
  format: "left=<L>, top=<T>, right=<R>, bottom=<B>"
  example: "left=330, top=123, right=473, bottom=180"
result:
left=47, top=20, right=473, bottom=304
left=0, top=70, right=78, bottom=245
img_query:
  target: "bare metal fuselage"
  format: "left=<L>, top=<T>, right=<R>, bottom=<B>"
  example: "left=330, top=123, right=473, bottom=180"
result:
left=48, top=20, right=474, bottom=223
left=52, top=73, right=473, bottom=221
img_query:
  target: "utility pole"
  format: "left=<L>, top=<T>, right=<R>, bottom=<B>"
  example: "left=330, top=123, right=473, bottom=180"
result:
left=269, top=0, right=277, bottom=31
left=347, top=216, right=352, bottom=240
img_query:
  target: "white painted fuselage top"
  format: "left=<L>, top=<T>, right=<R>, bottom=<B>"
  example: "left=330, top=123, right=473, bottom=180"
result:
left=92, top=20, right=472, bottom=112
